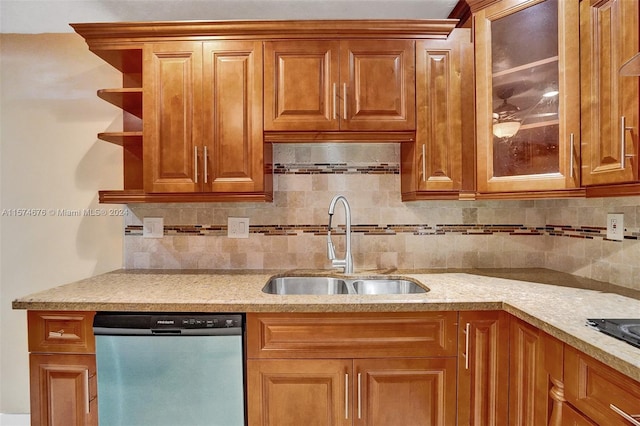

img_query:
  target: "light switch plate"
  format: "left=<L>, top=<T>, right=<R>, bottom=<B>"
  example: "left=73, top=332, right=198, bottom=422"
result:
left=143, top=217, right=164, bottom=238
left=228, top=217, right=249, bottom=239
left=607, top=213, right=624, bottom=241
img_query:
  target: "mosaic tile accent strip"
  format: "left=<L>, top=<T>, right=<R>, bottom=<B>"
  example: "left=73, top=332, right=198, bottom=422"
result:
left=273, top=163, right=399, bottom=174
left=125, top=223, right=635, bottom=240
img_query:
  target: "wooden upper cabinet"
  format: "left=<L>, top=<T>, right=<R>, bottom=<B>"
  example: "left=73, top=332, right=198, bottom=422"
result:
left=72, top=20, right=458, bottom=202
left=144, top=41, right=264, bottom=194
left=401, top=28, right=474, bottom=200
left=202, top=41, right=264, bottom=193
left=264, top=40, right=340, bottom=131
left=580, top=0, right=640, bottom=187
left=144, top=42, right=202, bottom=193
left=473, top=0, right=582, bottom=196
left=264, top=39, right=415, bottom=132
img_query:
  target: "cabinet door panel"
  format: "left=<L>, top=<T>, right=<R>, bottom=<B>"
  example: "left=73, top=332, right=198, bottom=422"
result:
left=561, top=404, right=597, bottom=426
left=247, top=359, right=351, bottom=426
left=457, top=311, right=510, bottom=426
left=203, top=41, right=264, bottom=192
left=581, top=0, right=639, bottom=185
left=475, top=0, right=580, bottom=193
left=144, top=42, right=202, bottom=193
left=264, top=41, right=340, bottom=131
left=341, top=40, right=415, bottom=131
left=29, top=354, right=97, bottom=426
left=355, top=358, right=457, bottom=426
left=509, top=317, right=564, bottom=426
left=565, top=345, right=640, bottom=426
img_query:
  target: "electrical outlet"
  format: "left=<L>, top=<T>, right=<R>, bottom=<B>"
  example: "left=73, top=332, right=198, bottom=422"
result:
left=143, top=217, right=164, bottom=238
left=607, top=213, right=624, bottom=241
left=228, top=217, right=249, bottom=239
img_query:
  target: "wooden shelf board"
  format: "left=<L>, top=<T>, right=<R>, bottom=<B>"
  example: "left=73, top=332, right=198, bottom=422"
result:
left=97, top=132, right=143, bottom=146
left=98, top=88, right=142, bottom=118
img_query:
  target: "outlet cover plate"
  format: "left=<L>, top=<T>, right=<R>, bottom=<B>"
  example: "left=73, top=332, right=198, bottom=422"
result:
left=607, top=213, right=624, bottom=241
left=228, top=217, right=249, bottom=238
left=143, top=217, right=164, bottom=238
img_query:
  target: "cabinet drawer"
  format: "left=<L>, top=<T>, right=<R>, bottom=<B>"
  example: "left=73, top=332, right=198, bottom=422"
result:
left=28, top=311, right=95, bottom=353
left=247, top=312, right=458, bottom=358
left=564, top=345, right=640, bottom=426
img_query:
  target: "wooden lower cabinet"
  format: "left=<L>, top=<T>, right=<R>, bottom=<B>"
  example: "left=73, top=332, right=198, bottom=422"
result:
left=561, top=404, right=597, bottom=426
left=247, top=357, right=457, bottom=426
left=246, top=312, right=458, bottom=426
left=508, top=316, right=564, bottom=426
left=29, top=354, right=97, bottom=426
left=564, top=345, right=640, bottom=426
left=247, top=359, right=351, bottom=426
left=457, top=311, right=510, bottom=426
left=27, top=311, right=97, bottom=426
left=356, top=358, right=457, bottom=426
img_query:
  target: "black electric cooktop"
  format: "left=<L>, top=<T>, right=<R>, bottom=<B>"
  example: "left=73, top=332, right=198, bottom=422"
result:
left=587, top=318, right=640, bottom=349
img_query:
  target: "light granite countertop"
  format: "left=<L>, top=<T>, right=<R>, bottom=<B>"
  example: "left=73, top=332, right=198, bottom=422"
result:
left=12, top=268, right=640, bottom=383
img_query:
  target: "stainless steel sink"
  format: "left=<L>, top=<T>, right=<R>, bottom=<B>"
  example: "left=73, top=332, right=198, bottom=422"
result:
left=262, top=277, right=349, bottom=295
left=262, top=276, right=428, bottom=295
left=351, top=279, right=426, bottom=294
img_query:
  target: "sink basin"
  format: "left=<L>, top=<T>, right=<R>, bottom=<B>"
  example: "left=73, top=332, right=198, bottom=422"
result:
left=351, top=279, right=426, bottom=295
left=263, top=277, right=349, bottom=295
left=262, top=276, right=428, bottom=295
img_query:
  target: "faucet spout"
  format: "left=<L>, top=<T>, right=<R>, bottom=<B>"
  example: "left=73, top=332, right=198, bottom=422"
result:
left=327, top=195, right=353, bottom=274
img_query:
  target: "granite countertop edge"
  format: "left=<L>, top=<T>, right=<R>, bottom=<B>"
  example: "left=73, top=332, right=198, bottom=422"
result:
left=12, top=267, right=640, bottom=383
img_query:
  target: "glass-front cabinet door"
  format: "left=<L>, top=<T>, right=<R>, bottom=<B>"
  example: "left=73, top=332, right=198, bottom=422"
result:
left=474, top=0, right=581, bottom=195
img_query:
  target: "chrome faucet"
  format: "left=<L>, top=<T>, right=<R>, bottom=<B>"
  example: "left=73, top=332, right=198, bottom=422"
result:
left=327, top=195, right=353, bottom=274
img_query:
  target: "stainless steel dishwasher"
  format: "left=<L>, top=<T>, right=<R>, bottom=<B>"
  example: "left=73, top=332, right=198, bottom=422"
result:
left=93, top=312, right=245, bottom=426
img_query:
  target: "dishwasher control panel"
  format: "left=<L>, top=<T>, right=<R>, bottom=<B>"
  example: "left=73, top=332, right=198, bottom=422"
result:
left=155, top=314, right=242, bottom=329
left=93, top=312, right=244, bottom=336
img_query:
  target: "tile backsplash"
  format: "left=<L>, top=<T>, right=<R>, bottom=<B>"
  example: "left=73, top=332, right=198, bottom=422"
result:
left=125, top=144, right=640, bottom=291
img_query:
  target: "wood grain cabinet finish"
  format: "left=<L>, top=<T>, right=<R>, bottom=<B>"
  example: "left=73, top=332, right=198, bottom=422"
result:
left=457, top=311, right=510, bottom=426
left=561, top=404, right=598, bottom=426
left=471, top=0, right=582, bottom=196
left=29, top=354, right=97, bottom=426
left=28, top=311, right=95, bottom=354
left=508, top=316, right=564, bottom=426
left=247, top=358, right=456, bottom=426
left=144, top=40, right=265, bottom=195
left=354, top=358, right=457, bottom=426
left=27, top=311, right=97, bottom=426
left=247, top=358, right=352, bottom=426
left=247, top=311, right=458, bottom=359
left=71, top=20, right=459, bottom=202
left=246, top=312, right=457, bottom=426
left=401, top=28, right=474, bottom=201
left=580, top=0, right=640, bottom=189
left=263, top=40, right=415, bottom=132
left=565, top=345, right=640, bottom=426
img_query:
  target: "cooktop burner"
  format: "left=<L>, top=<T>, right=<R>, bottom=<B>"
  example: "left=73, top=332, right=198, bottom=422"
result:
left=587, top=318, right=640, bottom=349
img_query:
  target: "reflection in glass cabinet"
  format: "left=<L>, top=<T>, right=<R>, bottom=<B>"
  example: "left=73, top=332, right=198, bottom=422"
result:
left=490, top=0, right=560, bottom=178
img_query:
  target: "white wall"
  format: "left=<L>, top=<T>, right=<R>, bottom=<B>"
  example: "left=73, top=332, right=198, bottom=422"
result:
left=0, top=33, right=124, bottom=414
